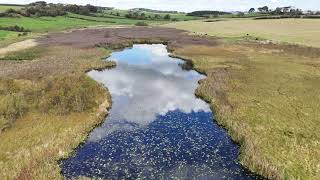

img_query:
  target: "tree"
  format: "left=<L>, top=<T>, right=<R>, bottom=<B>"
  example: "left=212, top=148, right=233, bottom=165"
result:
left=154, top=14, right=161, bottom=19
left=258, top=6, right=269, bottom=13
left=85, top=4, right=98, bottom=13
left=140, top=12, right=146, bottom=19
left=164, top=14, right=171, bottom=19
left=274, top=7, right=283, bottom=15
left=237, top=12, right=245, bottom=17
left=29, top=1, right=47, bottom=7
left=248, top=8, right=255, bottom=13
left=125, top=13, right=132, bottom=18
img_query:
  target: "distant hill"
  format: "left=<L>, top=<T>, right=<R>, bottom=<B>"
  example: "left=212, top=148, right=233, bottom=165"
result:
left=130, top=8, right=180, bottom=14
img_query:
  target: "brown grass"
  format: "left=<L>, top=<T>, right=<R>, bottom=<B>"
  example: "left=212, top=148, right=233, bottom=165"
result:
left=172, top=44, right=320, bottom=179
left=0, top=45, right=114, bottom=179
left=164, top=18, right=320, bottom=48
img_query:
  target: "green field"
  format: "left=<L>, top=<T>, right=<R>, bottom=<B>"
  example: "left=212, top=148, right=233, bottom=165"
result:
left=0, top=5, right=23, bottom=12
left=165, top=18, right=320, bottom=47
left=67, top=13, right=171, bottom=26
left=102, top=8, right=201, bottom=21
left=0, top=15, right=113, bottom=32
left=0, top=30, right=17, bottom=40
left=0, top=10, right=191, bottom=44
left=0, top=14, right=172, bottom=33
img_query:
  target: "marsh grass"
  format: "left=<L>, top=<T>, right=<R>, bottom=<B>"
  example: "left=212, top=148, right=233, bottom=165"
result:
left=0, top=46, right=45, bottom=60
left=0, top=45, right=114, bottom=179
left=173, top=44, right=320, bottom=179
left=97, top=38, right=168, bottom=50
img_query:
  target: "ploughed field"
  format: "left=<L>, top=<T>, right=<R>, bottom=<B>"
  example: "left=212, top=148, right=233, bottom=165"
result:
left=0, top=26, right=319, bottom=179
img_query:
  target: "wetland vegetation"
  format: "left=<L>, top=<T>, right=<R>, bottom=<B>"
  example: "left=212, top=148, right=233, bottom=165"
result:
left=0, top=1, right=319, bottom=180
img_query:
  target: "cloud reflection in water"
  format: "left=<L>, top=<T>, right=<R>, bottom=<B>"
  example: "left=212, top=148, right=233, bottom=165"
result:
left=87, top=44, right=210, bottom=141
left=61, top=44, right=258, bottom=180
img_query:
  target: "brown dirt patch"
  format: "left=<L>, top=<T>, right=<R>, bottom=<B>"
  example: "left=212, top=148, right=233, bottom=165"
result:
left=38, top=27, right=219, bottom=49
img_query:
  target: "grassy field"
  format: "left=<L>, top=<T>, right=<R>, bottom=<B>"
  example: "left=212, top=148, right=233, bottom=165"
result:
left=0, top=15, right=114, bottom=33
left=0, top=15, right=113, bottom=46
left=0, top=11, right=181, bottom=45
left=102, top=8, right=201, bottom=21
left=0, top=30, right=17, bottom=41
left=0, top=5, right=23, bottom=12
left=0, top=9, right=193, bottom=35
left=172, top=43, right=320, bottom=179
left=67, top=13, right=170, bottom=26
left=165, top=18, right=320, bottom=48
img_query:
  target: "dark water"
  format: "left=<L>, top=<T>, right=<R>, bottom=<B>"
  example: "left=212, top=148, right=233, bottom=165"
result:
left=61, top=44, right=258, bottom=179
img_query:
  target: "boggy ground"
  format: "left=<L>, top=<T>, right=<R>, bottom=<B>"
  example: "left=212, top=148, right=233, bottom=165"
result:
left=1, top=27, right=320, bottom=179
left=0, top=45, right=114, bottom=179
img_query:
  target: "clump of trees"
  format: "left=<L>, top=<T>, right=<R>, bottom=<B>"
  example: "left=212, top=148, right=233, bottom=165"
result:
left=64, top=4, right=98, bottom=15
left=248, top=8, right=255, bottom=13
left=125, top=11, right=145, bottom=19
left=0, top=25, right=30, bottom=32
left=125, top=11, right=171, bottom=20
left=0, top=1, right=99, bottom=17
left=270, top=7, right=303, bottom=16
left=250, top=5, right=303, bottom=16
left=20, top=1, right=67, bottom=17
left=164, top=14, right=171, bottom=19
left=257, top=6, right=269, bottom=13
left=187, top=11, right=231, bottom=17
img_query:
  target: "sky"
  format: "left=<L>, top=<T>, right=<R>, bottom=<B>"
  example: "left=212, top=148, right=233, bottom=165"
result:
left=1, top=0, right=319, bottom=12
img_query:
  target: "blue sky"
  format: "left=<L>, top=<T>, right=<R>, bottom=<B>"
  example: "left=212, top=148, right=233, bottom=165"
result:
left=2, top=0, right=319, bottom=12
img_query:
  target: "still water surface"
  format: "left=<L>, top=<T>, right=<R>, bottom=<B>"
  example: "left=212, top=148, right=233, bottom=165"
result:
left=61, top=44, right=258, bottom=179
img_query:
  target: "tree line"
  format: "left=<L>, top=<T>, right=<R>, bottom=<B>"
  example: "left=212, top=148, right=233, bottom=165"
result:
left=187, top=11, right=231, bottom=17
left=125, top=11, right=172, bottom=20
left=0, top=1, right=99, bottom=17
left=248, top=6, right=320, bottom=16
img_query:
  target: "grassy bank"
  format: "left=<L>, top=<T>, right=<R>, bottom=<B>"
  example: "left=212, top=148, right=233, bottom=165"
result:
left=164, top=18, right=320, bottom=48
left=0, top=45, right=115, bottom=179
left=172, top=43, right=320, bottom=179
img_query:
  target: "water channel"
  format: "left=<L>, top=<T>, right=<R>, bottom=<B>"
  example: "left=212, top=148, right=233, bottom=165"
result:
left=61, top=44, right=259, bottom=179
